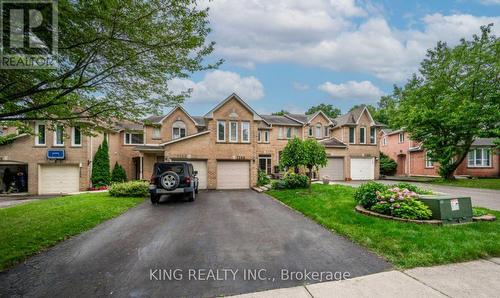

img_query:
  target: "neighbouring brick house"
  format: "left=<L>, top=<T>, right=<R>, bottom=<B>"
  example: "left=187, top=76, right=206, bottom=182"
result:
left=0, top=93, right=384, bottom=194
left=380, top=129, right=499, bottom=178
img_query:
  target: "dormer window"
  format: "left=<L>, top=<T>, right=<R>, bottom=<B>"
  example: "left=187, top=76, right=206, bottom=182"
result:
left=316, top=124, right=322, bottom=138
left=172, top=120, right=186, bottom=139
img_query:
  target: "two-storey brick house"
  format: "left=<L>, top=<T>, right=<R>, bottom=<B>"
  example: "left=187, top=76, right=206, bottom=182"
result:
left=380, top=129, right=499, bottom=178
left=0, top=93, right=384, bottom=194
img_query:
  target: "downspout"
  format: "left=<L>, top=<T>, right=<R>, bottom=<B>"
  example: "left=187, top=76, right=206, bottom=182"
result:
left=407, top=135, right=411, bottom=176
left=89, top=134, right=93, bottom=188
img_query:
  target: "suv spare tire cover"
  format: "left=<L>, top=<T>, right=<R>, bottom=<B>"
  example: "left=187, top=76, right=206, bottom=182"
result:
left=160, top=171, right=180, bottom=190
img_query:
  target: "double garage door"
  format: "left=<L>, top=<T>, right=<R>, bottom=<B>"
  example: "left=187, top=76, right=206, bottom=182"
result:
left=320, top=157, right=375, bottom=181
left=39, top=164, right=80, bottom=194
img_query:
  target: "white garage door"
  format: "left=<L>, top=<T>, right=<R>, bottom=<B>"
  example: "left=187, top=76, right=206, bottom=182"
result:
left=39, top=165, right=80, bottom=194
left=179, top=160, right=207, bottom=189
left=319, top=157, right=344, bottom=181
left=350, top=158, right=375, bottom=180
left=217, top=161, right=250, bottom=189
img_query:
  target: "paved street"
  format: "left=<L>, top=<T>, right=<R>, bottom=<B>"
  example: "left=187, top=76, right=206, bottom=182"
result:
left=328, top=180, right=500, bottom=211
left=0, top=190, right=390, bottom=297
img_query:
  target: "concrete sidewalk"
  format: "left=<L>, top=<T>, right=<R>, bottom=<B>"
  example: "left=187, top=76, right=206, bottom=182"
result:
left=230, top=259, right=500, bottom=298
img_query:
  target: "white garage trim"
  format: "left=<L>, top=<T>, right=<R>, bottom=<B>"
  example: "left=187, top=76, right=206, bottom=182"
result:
left=39, top=164, right=80, bottom=194
left=217, top=161, right=250, bottom=189
left=178, top=160, right=207, bottom=189
left=350, top=157, right=375, bottom=180
left=319, top=157, right=344, bottom=181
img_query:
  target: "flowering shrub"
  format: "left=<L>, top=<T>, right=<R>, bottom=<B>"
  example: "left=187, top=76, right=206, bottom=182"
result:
left=354, top=182, right=388, bottom=209
left=370, top=187, right=432, bottom=220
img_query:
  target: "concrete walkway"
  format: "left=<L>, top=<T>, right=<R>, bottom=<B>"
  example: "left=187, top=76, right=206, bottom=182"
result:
left=326, top=180, right=500, bottom=211
left=230, top=258, right=500, bottom=298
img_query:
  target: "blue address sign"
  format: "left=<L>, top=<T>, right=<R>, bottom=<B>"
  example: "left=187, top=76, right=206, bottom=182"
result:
left=47, top=149, right=65, bottom=160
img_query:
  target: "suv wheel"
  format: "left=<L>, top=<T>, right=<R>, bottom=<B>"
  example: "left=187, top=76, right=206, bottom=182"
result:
left=160, top=171, right=179, bottom=190
left=187, top=190, right=196, bottom=202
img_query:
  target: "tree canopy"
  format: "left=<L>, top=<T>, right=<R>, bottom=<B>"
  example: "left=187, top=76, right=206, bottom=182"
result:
left=0, top=0, right=219, bottom=133
left=306, top=103, right=341, bottom=118
left=392, top=25, right=499, bottom=179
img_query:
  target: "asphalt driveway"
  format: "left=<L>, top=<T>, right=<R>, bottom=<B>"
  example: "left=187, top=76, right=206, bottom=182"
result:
left=0, top=190, right=390, bottom=297
left=330, top=180, right=500, bottom=211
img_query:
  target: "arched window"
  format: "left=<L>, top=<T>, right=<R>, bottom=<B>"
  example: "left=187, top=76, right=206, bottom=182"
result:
left=315, top=123, right=322, bottom=138
left=172, top=121, right=186, bottom=139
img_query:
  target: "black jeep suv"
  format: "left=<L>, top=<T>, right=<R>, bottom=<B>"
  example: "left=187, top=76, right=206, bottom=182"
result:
left=149, top=162, right=199, bottom=204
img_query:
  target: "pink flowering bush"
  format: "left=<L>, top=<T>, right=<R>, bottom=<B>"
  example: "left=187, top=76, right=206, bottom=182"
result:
left=370, top=187, right=432, bottom=220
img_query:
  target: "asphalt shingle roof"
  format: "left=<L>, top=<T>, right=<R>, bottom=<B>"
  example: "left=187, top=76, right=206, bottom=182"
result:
left=261, top=115, right=302, bottom=126
left=319, top=137, right=347, bottom=148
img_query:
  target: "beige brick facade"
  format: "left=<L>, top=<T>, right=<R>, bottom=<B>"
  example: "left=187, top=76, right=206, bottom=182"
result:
left=0, top=93, right=385, bottom=194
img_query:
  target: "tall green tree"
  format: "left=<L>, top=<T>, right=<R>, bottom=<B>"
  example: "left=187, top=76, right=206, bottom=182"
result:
left=279, top=137, right=305, bottom=173
left=306, top=103, right=341, bottom=118
left=302, top=139, right=327, bottom=186
left=91, top=138, right=111, bottom=187
left=0, top=0, right=219, bottom=134
left=393, top=25, right=500, bottom=179
left=111, top=162, right=127, bottom=183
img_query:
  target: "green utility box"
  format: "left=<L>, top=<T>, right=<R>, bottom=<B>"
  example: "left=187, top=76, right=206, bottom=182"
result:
left=418, top=195, right=473, bottom=224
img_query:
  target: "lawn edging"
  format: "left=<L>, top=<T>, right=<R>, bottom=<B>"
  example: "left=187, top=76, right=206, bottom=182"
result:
left=355, top=205, right=443, bottom=225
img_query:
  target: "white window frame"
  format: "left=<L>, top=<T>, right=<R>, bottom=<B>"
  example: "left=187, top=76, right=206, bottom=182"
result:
left=264, top=130, right=270, bottom=143
left=308, top=126, right=313, bottom=137
left=54, top=125, right=64, bottom=146
left=324, top=126, right=329, bottom=137
left=294, top=127, right=299, bottom=137
left=71, top=126, right=82, bottom=147
left=425, top=151, right=434, bottom=168
left=217, top=120, right=226, bottom=142
left=398, top=132, right=404, bottom=143
left=124, top=132, right=144, bottom=145
left=316, top=124, right=322, bottom=138
left=468, top=148, right=491, bottom=167
left=241, top=121, right=250, bottom=143
left=278, top=127, right=283, bottom=139
left=152, top=127, right=161, bottom=139
left=359, top=127, right=366, bottom=144
left=229, top=121, right=238, bottom=143
left=34, top=121, right=46, bottom=146
left=382, top=137, right=387, bottom=146
left=370, top=127, right=376, bottom=144
left=258, top=130, right=262, bottom=143
left=349, top=127, right=355, bottom=144
left=172, top=120, right=186, bottom=140
left=286, top=127, right=292, bottom=139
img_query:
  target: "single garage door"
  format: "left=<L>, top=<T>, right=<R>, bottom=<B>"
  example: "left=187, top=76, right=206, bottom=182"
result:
left=39, top=164, right=80, bottom=194
left=217, top=161, right=250, bottom=189
left=319, top=157, right=344, bottom=180
left=179, top=160, right=207, bottom=189
left=350, top=158, right=375, bottom=180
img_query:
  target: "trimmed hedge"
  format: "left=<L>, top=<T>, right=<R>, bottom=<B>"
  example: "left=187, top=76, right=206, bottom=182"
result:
left=109, top=181, right=149, bottom=197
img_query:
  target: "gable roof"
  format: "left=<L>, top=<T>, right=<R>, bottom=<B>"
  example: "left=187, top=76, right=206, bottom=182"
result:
left=305, top=110, right=334, bottom=125
left=331, top=105, right=383, bottom=127
left=471, top=138, right=496, bottom=146
left=160, top=130, right=210, bottom=146
left=284, top=113, right=308, bottom=123
left=204, top=93, right=263, bottom=121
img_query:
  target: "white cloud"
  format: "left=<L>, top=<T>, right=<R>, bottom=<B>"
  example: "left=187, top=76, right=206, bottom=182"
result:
left=204, top=0, right=500, bottom=82
left=169, top=70, right=264, bottom=102
left=478, top=0, right=500, bottom=5
left=293, top=82, right=310, bottom=91
left=318, top=80, right=383, bottom=101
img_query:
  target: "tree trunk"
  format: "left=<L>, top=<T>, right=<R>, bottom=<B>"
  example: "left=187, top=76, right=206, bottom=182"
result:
left=307, top=166, right=313, bottom=190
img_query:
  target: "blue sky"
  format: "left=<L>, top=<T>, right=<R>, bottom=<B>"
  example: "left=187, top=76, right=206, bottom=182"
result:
left=169, top=0, right=500, bottom=116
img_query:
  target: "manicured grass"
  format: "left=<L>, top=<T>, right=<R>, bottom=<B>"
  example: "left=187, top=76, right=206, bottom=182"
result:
left=0, top=192, right=144, bottom=271
left=430, top=178, right=500, bottom=190
left=267, top=184, right=500, bottom=269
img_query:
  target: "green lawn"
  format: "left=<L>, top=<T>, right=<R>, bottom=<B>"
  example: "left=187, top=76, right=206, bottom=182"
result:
left=0, top=192, right=144, bottom=271
left=267, top=184, right=500, bottom=269
left=430, top=178, right=500, bottom=190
